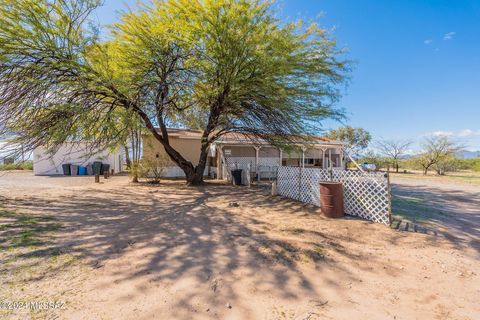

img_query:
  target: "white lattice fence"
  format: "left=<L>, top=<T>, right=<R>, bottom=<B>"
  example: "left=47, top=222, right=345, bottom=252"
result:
left=223, top=156, right=254, bottom=183
left=224, top=156, right=255, bottom=169
left=276, top=166, right=391, bottom=224
left=258, top=157, right=280, bottom=167
left=277, top=166, right=301, bottom=201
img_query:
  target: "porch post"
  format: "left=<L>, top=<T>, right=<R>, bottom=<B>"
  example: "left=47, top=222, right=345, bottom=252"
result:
left=279, top=148, right=283, bottom=166
left=322, top=148, right=327, bottom=169
left=340, top=149, right=344, bottom=169
left=254, top=146, right=261, bottom=181
left=329, top=149, right=332, bottom=169
left=218, top=145, right=224, bottom=180
left=301, top=146, right=306, bottom=168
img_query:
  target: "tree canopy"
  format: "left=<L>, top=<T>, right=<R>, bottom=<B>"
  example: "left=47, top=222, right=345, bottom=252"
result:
left=326, top=126, right=371, bottom=158
left=416, top=135, right=462, bottom=175
left=0, top=0, right=349, bottom=184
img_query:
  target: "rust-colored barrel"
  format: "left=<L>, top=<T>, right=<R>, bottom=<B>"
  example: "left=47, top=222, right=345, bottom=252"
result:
left=319, top=182, right=344, bottom=218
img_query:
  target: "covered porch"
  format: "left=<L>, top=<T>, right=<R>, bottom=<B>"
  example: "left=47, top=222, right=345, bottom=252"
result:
left=210, top=142, right=345, bottom=181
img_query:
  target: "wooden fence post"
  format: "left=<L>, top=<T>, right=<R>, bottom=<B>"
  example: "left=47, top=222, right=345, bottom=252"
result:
left=387, top=170, right=392, bottom=225
left=271, top=180, right=277, bottom=196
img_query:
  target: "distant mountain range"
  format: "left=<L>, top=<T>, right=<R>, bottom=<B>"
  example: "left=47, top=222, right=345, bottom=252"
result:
left=456, top=150, right=480, bottom=159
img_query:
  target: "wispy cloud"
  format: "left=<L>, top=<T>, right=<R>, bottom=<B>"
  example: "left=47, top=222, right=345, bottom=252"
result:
left=424, top=39, right=433, bottom=45
left=443, top=31, right=456, bottom=40
left=432, top=130, right=454, bottom=137
left=428, top=129, right=480, bottom=138
left=458, top=129, right=480, bottom=137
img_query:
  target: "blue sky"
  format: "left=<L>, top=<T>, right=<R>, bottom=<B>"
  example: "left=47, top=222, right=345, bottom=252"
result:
left=96, top=0, right=480, bottom=150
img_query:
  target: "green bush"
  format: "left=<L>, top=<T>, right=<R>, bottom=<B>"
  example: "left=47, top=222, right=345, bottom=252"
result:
left=0, top=161, right=33, bottom=171
left=398, top=158, right=422, bottom=171
left=457, top=158, right=480, bottom=172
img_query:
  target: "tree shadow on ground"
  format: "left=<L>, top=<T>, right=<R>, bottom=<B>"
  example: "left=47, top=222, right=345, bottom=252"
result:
left=391, top=183, right=480, bottom=253
left=0, top=180, right=408, bottom=318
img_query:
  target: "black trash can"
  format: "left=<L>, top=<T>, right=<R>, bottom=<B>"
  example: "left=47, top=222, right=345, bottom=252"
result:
left=102, top=163, right=110, bottom=174
left=62, top=164, right=71, bottom=176
left=93, top=161, right=103, bottom=175
left=231, top=169, right=243, bottom=185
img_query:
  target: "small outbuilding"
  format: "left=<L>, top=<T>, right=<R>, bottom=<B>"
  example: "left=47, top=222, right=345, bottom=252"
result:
left=33, top=142, right=123, bottom=176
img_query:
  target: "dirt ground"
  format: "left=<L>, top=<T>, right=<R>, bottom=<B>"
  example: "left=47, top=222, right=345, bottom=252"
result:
left=0, top=171, right=479, bottom=320
left=391, top=172, right=480, bottom=248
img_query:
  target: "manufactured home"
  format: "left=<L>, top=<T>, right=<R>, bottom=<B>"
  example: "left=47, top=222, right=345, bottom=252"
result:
left=142, top=129, right=346, bottom=180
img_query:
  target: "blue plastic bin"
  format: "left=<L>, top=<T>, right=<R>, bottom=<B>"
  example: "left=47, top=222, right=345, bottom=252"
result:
left=78, top=166, right=87, bottom=176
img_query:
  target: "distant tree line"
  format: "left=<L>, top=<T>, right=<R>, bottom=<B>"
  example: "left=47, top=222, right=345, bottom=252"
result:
left=354, top=135, right=475, bottom=175
left=327, top=126, right=474, bottom=175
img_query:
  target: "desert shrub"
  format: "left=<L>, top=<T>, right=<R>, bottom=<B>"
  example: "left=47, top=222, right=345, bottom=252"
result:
left=0, top=161, right=33, bottom=171
left=138, top=155, right=171, bottom=184
left=433, top=155, right=461, bottom=175
left=457, top=158, right=480, bottom=172
left=398, top=158, right=423, bottom=171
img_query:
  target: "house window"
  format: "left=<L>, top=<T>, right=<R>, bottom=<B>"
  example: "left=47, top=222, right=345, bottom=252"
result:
left=304, top=158, right=314, bottom=165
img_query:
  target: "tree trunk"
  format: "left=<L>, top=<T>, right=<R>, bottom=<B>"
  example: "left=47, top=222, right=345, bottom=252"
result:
left=132, top=92, right=222, bottom=186
left=124, top=146, right=132, bottom=169
left=186, top=167, right=205, bottom=185
left=185, top=143, right=210, bottom=186
left=396, top=163, right=399, bottom=173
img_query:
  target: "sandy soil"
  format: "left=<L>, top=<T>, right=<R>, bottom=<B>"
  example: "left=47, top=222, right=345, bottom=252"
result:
left=0, top=171, right=479, bottom=320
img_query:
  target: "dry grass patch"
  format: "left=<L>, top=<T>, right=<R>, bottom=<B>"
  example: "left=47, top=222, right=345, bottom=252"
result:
left=0, top=208, right=79, bottom=320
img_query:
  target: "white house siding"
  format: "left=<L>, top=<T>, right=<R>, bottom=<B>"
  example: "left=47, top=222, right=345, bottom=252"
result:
left=33, top=143, right=122, bottom=176
left=161, top=166, right=210, bottom=178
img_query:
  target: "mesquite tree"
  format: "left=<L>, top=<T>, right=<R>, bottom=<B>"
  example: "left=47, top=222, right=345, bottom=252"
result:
left=416, top=136, right=461, bottom=175
left=326, top=126, right=371, bottom=164
left=376, top=139, right=412, bottom=173
left=0, top=0, right=348, bottom=185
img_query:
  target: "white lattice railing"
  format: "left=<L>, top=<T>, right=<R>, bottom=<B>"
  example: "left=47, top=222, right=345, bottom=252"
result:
left=222, top=156, right=253, bottom=184
left=223, top=156, right=280, bottom=181
left=277, top=166, right=391, bottom=225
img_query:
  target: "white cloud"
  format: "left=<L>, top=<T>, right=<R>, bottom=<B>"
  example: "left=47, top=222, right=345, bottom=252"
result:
left=315, top=11, right=327, bottom=19
left=458, top=129, right=480, bottom=137
left=424, top=39, right=433, bottom=45
left=443, top=32, right=456, bottom=40
left=432, top=131, right=454, bottom=137
left=427, top=129, right=480, bottom=138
